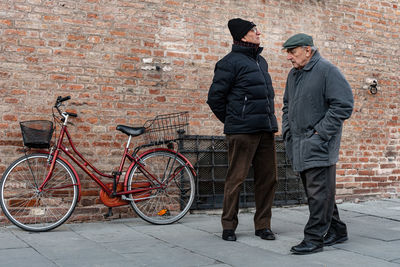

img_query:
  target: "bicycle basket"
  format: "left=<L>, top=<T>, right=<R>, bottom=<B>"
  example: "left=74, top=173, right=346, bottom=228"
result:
left=20, top=120, right=54, bottom=148
left=143, top=112, right=189, bottom=145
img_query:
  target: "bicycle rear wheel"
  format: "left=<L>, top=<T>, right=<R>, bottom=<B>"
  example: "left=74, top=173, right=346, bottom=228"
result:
left=126, top=150, right=195, bottom=224
left=0, top=153, right=78, bottom=232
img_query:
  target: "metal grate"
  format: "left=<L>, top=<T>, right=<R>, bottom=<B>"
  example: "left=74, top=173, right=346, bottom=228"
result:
left=179, top=135, right=306, bottom=210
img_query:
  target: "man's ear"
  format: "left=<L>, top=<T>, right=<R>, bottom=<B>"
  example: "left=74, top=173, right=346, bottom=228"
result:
left=241, top=36, right=247, bottom=42
left=306, top=46, right=312, bottom=56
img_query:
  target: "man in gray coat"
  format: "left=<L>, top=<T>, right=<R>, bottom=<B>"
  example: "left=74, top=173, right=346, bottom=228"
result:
left=281, top=33, right=354, bottom=254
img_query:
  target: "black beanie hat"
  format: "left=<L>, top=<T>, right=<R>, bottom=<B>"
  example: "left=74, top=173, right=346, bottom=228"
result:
left=228, top=18, right=256, bottom=41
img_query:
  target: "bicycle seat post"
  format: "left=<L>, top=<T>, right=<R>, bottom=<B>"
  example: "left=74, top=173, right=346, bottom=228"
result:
left=126, top=135, right=132, bottom=149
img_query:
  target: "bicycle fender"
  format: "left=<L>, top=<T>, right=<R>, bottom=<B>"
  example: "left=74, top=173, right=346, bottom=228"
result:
left=42, top=152, right=82, bottom=202
left=142, top=148, right=196, bottom=176
left=123, top=148, right=197, bottom=187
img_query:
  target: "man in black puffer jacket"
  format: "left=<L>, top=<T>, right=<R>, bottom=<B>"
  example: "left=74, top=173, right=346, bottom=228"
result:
left=207, top=18, right=278, bottom=242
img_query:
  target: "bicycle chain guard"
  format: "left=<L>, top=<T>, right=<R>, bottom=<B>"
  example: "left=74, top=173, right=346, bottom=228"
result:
left=99, top=183, right=129, bottom=207
left=99, top=182, right=151, bottom=207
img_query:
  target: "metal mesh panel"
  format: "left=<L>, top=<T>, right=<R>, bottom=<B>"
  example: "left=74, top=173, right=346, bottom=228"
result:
left=20, top=120, right=54, bottom=148
left=179, top=135, right=306, bottom=210
left=143, top=112, right=189, bottom=145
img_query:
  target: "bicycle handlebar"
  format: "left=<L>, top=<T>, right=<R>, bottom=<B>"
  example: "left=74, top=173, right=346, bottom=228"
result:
left=57, top=96, right=71, bottom=103
left=66, top=112, right=78, bottom=117
left=54, top=96, right=78, bottom=118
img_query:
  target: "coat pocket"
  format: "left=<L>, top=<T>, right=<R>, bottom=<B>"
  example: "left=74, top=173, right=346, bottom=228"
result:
left=302, top=133, right=329, bottom=163
left=284, top=134, right=294, bottom=164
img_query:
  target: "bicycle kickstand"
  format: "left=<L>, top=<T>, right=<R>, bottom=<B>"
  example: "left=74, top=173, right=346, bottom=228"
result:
left=104, top=171, right=123, bottom=219
left=104, top=207, right=113, bottom=218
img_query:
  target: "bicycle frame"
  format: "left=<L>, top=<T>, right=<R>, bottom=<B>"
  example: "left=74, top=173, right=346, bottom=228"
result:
left=0, top=96, right=197, bottom=232
left=39, top=113, right=195, bottom=203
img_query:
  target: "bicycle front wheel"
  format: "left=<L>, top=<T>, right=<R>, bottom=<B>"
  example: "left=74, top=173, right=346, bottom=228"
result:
left=127, top=150, right=195, bottom=225
left=0, top=153, right=79, bottom=232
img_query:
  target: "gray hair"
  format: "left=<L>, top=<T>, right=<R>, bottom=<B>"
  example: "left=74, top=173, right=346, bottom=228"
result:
left=302, top=45, right=317, bottom=52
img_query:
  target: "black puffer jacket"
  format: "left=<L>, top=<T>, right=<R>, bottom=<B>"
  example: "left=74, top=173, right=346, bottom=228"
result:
left=207, top=44, right=278, bottom=134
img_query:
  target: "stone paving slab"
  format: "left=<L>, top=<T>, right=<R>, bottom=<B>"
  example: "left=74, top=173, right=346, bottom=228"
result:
left=335, top=235, right=400, bottom=262
left=340, top=199, right=400, bottom=219
left=0, top=247, right=56, bottom=267
left=345, top=215, right=400, bottom=241
left=0, top=199, right=400, bottom=267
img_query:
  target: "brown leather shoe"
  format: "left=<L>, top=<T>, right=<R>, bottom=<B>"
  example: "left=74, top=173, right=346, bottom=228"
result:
left=255, top=228, right=275, bottom=240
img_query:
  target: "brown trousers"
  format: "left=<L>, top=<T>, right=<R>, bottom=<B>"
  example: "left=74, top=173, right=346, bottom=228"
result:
left=222, top=132, right=277, bottom=231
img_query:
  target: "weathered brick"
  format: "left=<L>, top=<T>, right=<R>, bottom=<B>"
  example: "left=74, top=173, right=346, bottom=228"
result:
left=0, top=0, right=398, bottom=225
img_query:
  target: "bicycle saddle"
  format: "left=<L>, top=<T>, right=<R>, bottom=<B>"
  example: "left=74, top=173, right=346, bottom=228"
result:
left=116, top=125, right=146, bottom=136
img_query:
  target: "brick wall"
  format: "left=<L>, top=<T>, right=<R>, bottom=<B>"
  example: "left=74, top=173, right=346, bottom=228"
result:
left=0, top=0, right=399, bottom=222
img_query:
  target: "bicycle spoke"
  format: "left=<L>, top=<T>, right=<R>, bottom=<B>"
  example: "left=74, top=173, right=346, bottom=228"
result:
left=127, top=150, right=195, bottom=225
left=0, top=154, right=78, bottom=231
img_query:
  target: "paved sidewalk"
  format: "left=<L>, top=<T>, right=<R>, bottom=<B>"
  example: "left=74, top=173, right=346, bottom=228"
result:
left=1, top=199, right=400, bottom=267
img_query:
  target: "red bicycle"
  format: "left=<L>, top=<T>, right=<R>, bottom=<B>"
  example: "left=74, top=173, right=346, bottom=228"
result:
left=0, top=96, right=196, bottom=232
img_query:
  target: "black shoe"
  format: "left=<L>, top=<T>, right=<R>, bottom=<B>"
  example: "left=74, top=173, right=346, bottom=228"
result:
left=255, top=228, right=275, bottom=240
left=290, top=240, right=323, bottom=255
left=222, top=230, right=236, bottom=241
left=324, top=232, right=348, bottom=246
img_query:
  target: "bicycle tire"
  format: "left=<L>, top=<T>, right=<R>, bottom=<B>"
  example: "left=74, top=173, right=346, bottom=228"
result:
left=126, top=150, right=195, bottom=225
left=0, top=153, right=79, bottom=232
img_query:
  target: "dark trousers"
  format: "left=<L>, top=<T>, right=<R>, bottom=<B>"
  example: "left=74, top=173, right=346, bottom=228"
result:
left=300, top=165, right=347, bottom=245
left=222, top=133, right=277, bottom=231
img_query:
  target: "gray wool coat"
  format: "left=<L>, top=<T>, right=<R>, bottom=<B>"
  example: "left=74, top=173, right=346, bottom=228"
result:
left=282, top=51, right=354, bottom=172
